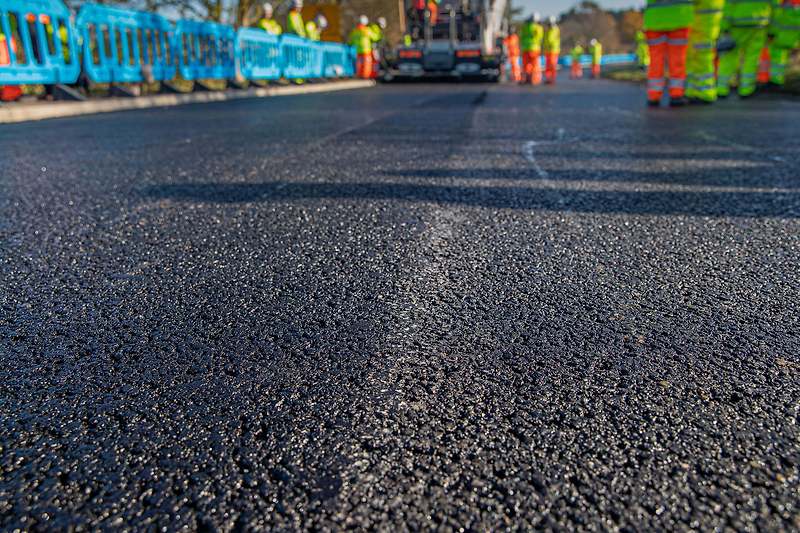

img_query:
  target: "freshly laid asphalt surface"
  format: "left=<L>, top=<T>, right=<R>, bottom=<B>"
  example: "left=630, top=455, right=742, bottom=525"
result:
left=2, top=77, right=799, bottom=531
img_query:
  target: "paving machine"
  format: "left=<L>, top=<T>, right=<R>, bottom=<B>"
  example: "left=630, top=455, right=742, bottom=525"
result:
left=384, top=0, right=507, bottom=81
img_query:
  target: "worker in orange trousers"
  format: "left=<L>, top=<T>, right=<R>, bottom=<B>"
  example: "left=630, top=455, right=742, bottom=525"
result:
left=543, top=16, right=561, bottom=84
left=504, top=29, right=522, bottom=82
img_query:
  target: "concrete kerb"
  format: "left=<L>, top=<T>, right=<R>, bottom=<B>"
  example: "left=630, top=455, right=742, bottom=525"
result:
left=0, top=80, right=376, bottom=124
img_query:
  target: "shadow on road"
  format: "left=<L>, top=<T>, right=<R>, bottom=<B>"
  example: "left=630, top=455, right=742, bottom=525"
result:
left=381, top=166, right=794, bottom=189
left=146, top=181, right=800, bottom=218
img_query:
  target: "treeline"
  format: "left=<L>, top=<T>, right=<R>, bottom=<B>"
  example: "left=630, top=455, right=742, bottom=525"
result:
left=514, top=1, right=644, bottom=54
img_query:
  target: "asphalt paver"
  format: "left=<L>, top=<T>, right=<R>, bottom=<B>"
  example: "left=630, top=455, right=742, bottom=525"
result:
left=1, top=78, right=799, bottom=530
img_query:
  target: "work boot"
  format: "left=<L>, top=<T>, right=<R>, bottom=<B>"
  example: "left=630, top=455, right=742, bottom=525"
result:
left=647, top=99, right=660, bottom=107
left=687, top=97, right=712, bottom=106
left=669, top=96, right=688, bottom=107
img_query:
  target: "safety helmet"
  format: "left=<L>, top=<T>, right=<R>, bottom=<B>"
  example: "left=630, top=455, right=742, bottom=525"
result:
left=39, top=14, right=51, bottom=24
left=263, top=2, right=273, bottom=17
left=377, top=17, right=387, bottom=29
left=359, top=15, right=369, bottom=26
left=549, top=15, right=557, bottom=24
left=532, top=12, right=541, bottom=23
left=590, top=38, right=597, bottom=45
left=316, top=14, right=328, bottom=29
left=292, top=0, right=302, bottom=9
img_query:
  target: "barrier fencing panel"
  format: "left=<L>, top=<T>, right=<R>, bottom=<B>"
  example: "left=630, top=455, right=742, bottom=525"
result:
left=235, top=27, right=280, bottom=80
left=280, top=34, right=317, bottom=79
left=0, top=0, right=79, bottom=84
left=174, top=19, right=235, bottom=80
left=320, top=41, right=353, bottom=78
left=561, top=53, right=637, bottom=66
left=76, top=4, right=175, bottom=83
left=600, top=53, right=636, bottom=65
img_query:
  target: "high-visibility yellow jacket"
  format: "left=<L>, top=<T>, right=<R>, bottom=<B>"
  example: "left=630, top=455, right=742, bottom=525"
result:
left=349, top=24, right=373, bottom=53
left=570, top=45, right=583, bottom=60
left=543, top=25, right=560, bottom=53
left=305, top=20, right=320, bottom=41
left=722, top=0, right=772, bottom=29
left=590, top=41, right=602, bottom=63
left=770, top=0, right=800, bottom=47
left=257, top=17, right=283, bottom=35
left=519, top=21, right=544, bottom=52
left=644, top=0, right=694, bottom=31
left=368, top=23, right=383, bottom=44
left=286, top=9, right=306, bottom=37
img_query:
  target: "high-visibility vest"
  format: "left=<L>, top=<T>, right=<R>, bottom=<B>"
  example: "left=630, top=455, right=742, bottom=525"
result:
left=590, top=42, right=602, bottom=63
left=543, top=25, right=560, bottom=53
left=770, top=0, right=800, bottom=45
left=570, top=45, right=583, bottom=60
left=722, top=0, right=772, bottom=29
left=519, top=22, right=544, bottom=52
left=257, top=18, right=282, bottom=35
left=368, top=24, right=383, bottom=44
left=644, top=0, right=695, bottom=31
left=305, top=20, right=320, bottom=41
left=286, top=10, right=306, bottom=37
left=691, top=0, right=724, bottom=41
left=348, top=24, right=372, bottom=54
left=504, top=34, right=520, bottom=56
left=635, top=30, right=650, bottom=64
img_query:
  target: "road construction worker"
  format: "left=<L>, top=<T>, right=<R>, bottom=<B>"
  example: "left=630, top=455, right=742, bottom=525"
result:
left=504, top=28, right=522, bottom=82
left=305, top=14, right=327, bottom=41
left=0, top=15, right=23, bottom=102
left=428, top=0, right=441, bottom=26
left=636, top=29, right=650, bottom=67
left=404, top=33, right=413, bottom=46
left=543, top=16, right=561, bottom=84
left=519, top=13, right=544, bottom=85
left=767, top=0, right=800, bottom=87
left=257, top=3, right=283, bottom=35
left=349, top=15, right=373, bottom=79
left=643, top=0, right=694, bottom=106
left=717, top=0, right=773, bottom=97
left=569, top=43, right=584, bottom=78
left=685, top=0, right=724, bottom=103
left=286, top=0, right=306, bottom=37
left=589, top=38, right=602, bottom=78
left=369, top=17, right=387, bottom=78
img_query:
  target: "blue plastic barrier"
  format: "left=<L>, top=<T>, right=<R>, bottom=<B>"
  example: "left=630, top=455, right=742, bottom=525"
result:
left=235, top=27, right=280, bottom=80
left=561, top=53, right=637, bottom=67
left=76, top=4, right=175, bottom=83
left=174, top=19, right=235, bottom=80
left=600, top=53, right=636, bottom=65
left=280, top=34, right=320, bottom=79
left=0, top=0, right=79, bottom=84
left=320, top=41, right=354, bottom=78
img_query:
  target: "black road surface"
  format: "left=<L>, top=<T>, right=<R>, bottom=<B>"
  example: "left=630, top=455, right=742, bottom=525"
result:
left=2, top=79, right=799, bottom=531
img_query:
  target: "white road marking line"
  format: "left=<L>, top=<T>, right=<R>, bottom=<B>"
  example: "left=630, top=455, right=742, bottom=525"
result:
left=522, top=140, right=549, bottom=178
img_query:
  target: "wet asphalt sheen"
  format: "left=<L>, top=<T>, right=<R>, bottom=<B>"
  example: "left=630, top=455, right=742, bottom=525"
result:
left=1, top=78, right=799, bottom=530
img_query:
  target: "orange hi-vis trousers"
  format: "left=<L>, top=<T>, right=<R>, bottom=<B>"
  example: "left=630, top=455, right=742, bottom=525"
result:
left=571, top=61, right=582, bottom=78
left=508, top=55, right=522, bottom=82
left=545, top=53, right=558, bottom=84
left=758, top=46, right=769, bottom=83
left=356, top=53, right=373, bottom=79
left=522, top=51, right=542, bottom=85
left=646, top=28, right=689, bottom=101
left=591, top=63, right=601, bottom=78
left=0, top=36, right=23, bottom=102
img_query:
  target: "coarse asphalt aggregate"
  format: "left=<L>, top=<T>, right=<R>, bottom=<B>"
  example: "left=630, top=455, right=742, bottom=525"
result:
left=1, top=77, right=799, bottom=530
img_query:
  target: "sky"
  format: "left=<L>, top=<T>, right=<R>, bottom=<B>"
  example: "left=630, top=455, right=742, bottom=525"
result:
left=515, top=0, right=645, bottom=18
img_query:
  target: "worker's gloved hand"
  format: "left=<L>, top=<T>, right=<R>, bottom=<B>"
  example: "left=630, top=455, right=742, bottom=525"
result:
left=716, top=34, right=736, bottom=52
